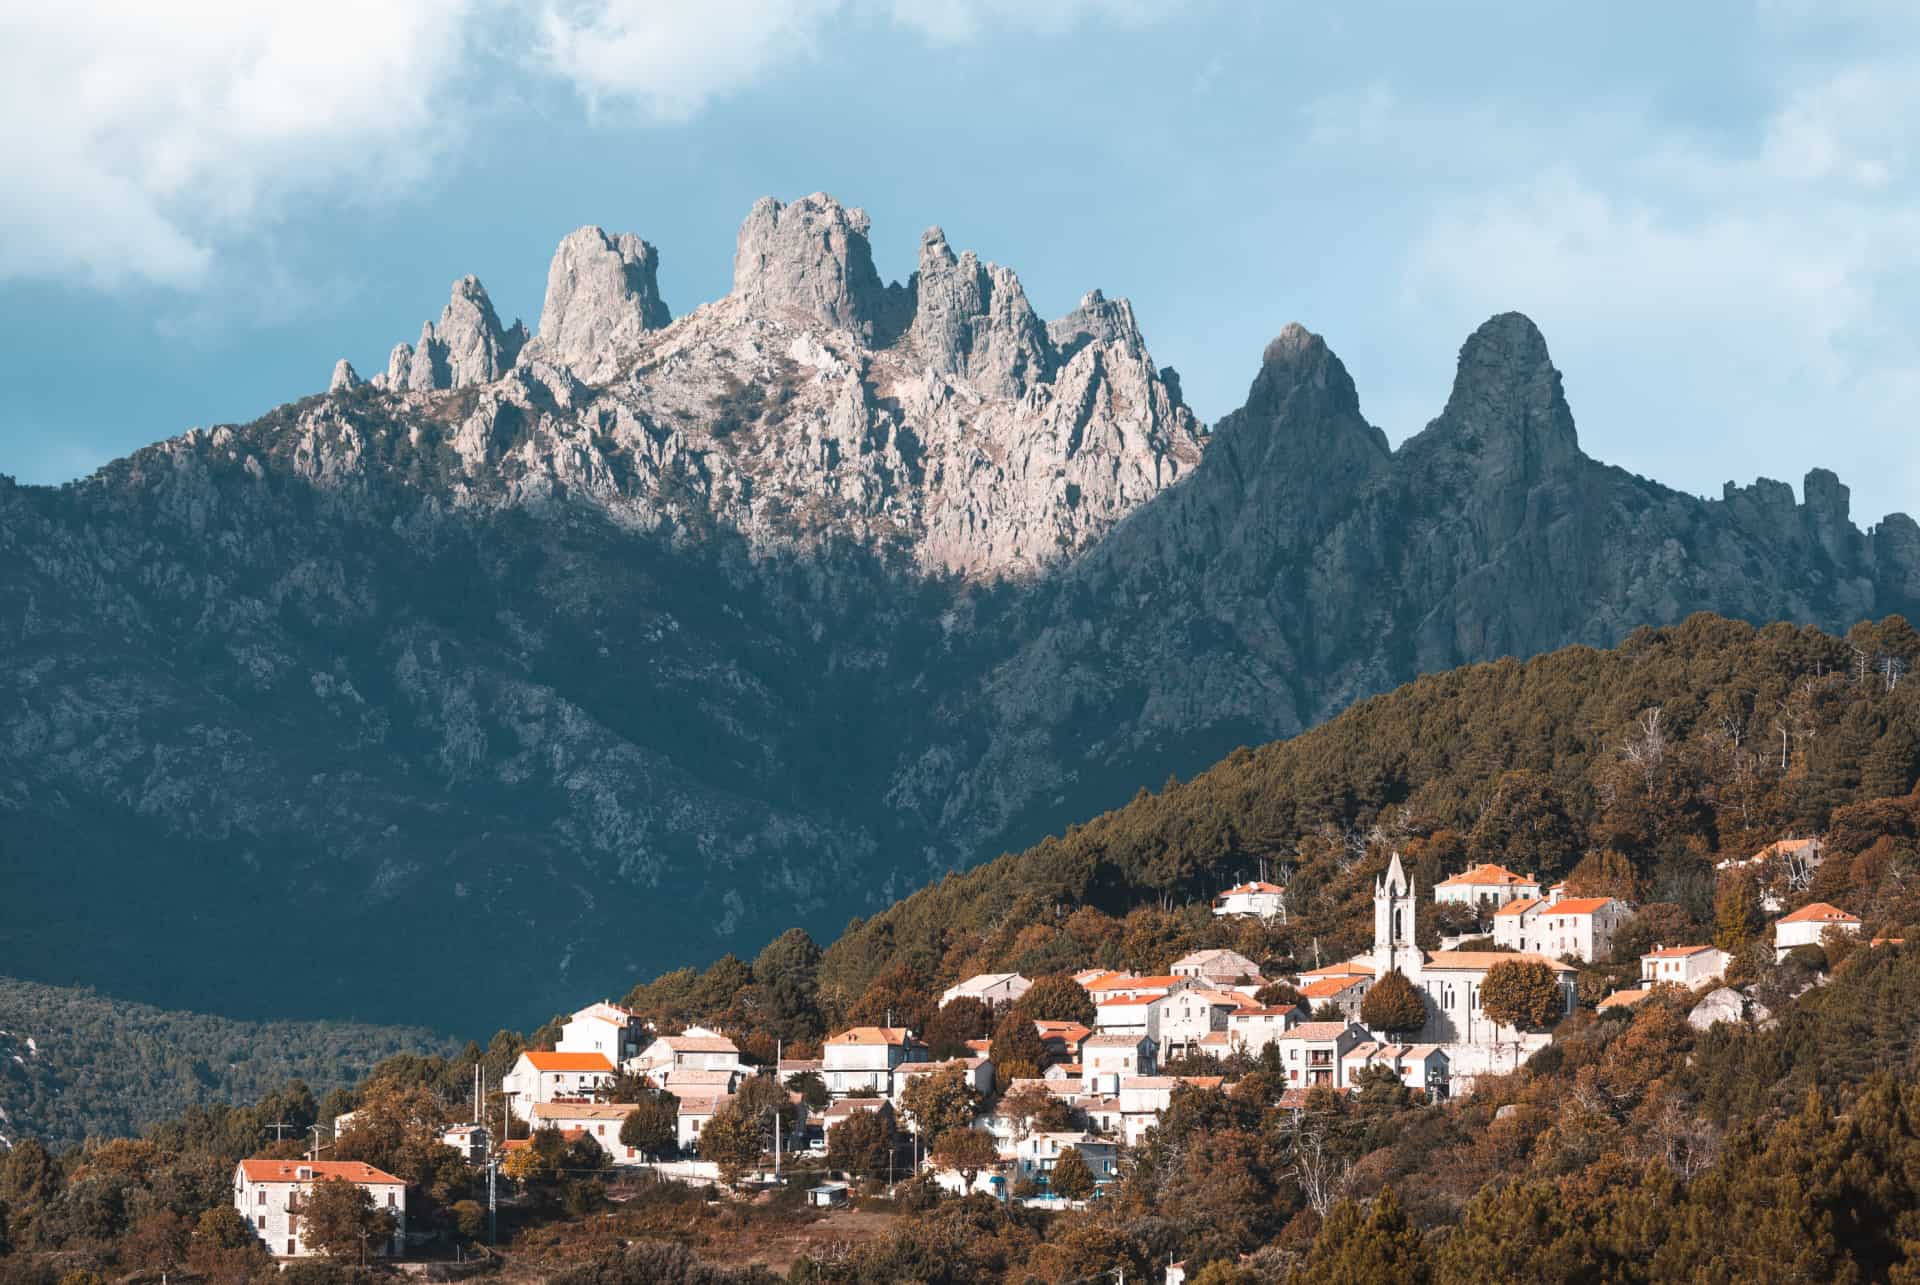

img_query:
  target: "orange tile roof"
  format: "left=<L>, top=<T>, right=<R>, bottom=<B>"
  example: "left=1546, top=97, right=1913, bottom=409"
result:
left=521, top=1051, right=616, bottom=1073
left=1099, top=994, right=1163, bottom=1007
left=1597, top=989, right=1653, bottom=1010
left=1218, top=881, right=1286, bottom=896
left=1300, top=976, right=1366, bottom=999
left=1545, top=897, right=1615, bottom=916
left=1302, top=962, right=1375, bottom=978
left=827, top=1026, right=917, bottom=1046
left=654, top=1034, right=739, bottom=1053
left=1438, top=863, right=1536, bottom=887
left=1643, top=945, right=1715, bottom=959
left=1282, top=1022, right=1357, bottom=1040
left=1780, top=902, right=1859, bottom=925
left=239, top=1159, right=403, bottom=1186
left=1231, top=1004, right=1300, bottom=1017
left=1424, top=951, right=1577, bottom=973
left=1494, top=896, right=1545, bottom=918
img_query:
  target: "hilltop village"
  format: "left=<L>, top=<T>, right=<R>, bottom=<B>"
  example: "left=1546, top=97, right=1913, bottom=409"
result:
left=222, top=835, right=1880, bottom=1268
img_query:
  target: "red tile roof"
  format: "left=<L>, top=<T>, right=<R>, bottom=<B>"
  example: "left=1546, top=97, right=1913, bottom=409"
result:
left=1780, top=902, right=1859, bottom=925
left=1437, top=863, right=1536, bottom=888
left=1494, top=896, right=1545, bottom=918
left=521, top=1051, right=615, bottom=1073
left=1545, top=897, right=1615, bottom=916
left=239, top=1160, right=402, bottom=1186
left=1643, top=945, right=1715, bottom=959
left=1218, top=881, right=1286, bottom=896
left=827, top=1026, right=918, bottom=1046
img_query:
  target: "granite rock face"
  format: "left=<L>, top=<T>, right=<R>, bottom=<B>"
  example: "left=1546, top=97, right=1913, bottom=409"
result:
left=328, top=359, right=362, bottom=394
left=4, top=194, right=1916, bottom=1032
left=519, top=227, right=671, bottom=383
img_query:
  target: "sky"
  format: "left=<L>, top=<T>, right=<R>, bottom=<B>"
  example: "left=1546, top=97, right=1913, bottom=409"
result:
left=3, top=1, right=1919, bottom=523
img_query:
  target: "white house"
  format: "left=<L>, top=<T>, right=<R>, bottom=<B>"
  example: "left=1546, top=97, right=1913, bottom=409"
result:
left=1226, top=1004, right=1303, bottom=1053
left=1093, top=993, right=1165, bottom=1042
left=1085, top=973, right=1190, bottom=1003
left=1490, top=896, right=1546, bottom=952
left=822, top=1027, right=929, bottom=1097
left=1082, top=1033, right=1156, bottom=1093
left=441, top=1123, right=488, bottom=1164
left=1640, top=945, right=1731, bottom=986
left=1774, top=902, right=1863, bottom=961
left=1117, top=1075, right=1225, bottom=1144
left=1169, top=949, right=1262, bottom=985
left=1015, top=1132, right=1118, bottom=1190
left=1273, top=1022, right=1368, bottom=1089
left=1433, top=863, right=1543, bottom=908
left=1341, top=1042, right=1450, bottom=1097
left=234, top=1160, right=405, bottom=1259
left=1156, top=989, right=1245, bottom=1059
left=893, top=1056, right=995, bottom=1105
left=528, top=1102, right=651, bottom=1165
left=661, top=1067, right=745, bottom=1095
left=1034, top=1021, right=1091, bottom=1065
left=938, top=973, right=1032, bottom=1009
left=1213, top=880, right=1287, bottom=919
left=556, top=1002, right=650, bottom=1065
left=629, top=1028, right=744, bottom=1079
left=674, top=1092, right=738, bottom=1152
left=1532, top=897, right=1632, bottom=962
left=503, top=1051, right=616, bottom=1120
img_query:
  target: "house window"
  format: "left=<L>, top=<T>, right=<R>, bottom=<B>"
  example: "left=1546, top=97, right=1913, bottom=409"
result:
left=387, top=1192, right=396, bottom=1207
left=258, top=1190, right=267, bottom=1205
left=289, top=1214, right=299, bottom=1233
left=288, top=1239, right=297, bottom=1256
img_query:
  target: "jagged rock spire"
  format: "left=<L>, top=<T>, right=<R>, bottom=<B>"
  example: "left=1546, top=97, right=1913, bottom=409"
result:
left=1417, top=311, right=1578, bottom=475
left=907, top=226, right=1053, bottom=398
left=328, top=359, right=361, bottom=395
left=523, top=227, right=671, bottom=384
left=731, top=193, right=907, bottom=343
left=384, top=276, right=526, bottom=393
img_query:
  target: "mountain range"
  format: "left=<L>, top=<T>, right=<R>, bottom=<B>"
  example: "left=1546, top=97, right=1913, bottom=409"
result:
left=3, top=191, right=1914, bottom=1033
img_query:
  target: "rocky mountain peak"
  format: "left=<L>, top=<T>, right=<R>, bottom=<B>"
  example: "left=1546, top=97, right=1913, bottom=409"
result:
left=1048, top=289, right=1146, bottom=362
left=375, top=275, right=527, bottom=394
left=521, top=226, right=671, bottom=384
left=1239, top=322, right=1365, bottom=424
left=907, top=224, right=1052, bottom=398
left=1418, top=311, right=1578, bottom=473
left=328, top=359, right=361, bottom=394
left=731, top=193, right=907, bottom=343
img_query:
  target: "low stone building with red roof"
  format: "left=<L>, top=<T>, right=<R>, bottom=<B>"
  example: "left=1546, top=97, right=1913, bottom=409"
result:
left=1433, top=863, right=1544, bottom=908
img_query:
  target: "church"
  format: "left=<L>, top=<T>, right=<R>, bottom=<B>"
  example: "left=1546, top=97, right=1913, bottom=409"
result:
left=1370, top=852, right=1578, bottom=1055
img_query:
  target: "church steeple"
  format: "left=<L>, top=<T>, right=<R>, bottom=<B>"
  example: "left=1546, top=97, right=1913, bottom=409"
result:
left=1373, top=851, right=1420, bottom=977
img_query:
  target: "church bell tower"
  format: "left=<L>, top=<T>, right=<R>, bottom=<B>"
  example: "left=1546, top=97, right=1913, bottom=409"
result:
left=1373, top=851, right=1421, bottom=978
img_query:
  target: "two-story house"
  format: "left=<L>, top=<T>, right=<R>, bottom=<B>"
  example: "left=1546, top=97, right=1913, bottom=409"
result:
left=556, top=1001, right=650, bottom=1066
left=1273, top=1022, right=1367, bottom=1088
left=629, top=1028, right=744, bottom=1080
left=233, top=1160, right=405, bottom=1259
left=1015, top=1132, right=1119, bottom=1191
left=1433, top=864, right=1543, bottom=909
left=822, top=1027, right=929, bottom=1097
left=503, top=1051, right=616, bottom=1120
left=938, top=973, right=1032, bottom=1009
left=1640, top=944, right=1731, bottom=986
left=528, top=1102, right=651, bottom=1165
left=1226, top=1004, right=1302, bottom=1053
left=1092, top=993, right=1165, bottom=1042
left=1169, top=949, right=1263, bottom=986
left=1081, top=1033, right=1156, bottom=1094
left=1213, top=881, right=1287, bottom=919
left=1156, top=989, right=1245, bottom=1059
left=1774, top=902, right=1863, bottom=961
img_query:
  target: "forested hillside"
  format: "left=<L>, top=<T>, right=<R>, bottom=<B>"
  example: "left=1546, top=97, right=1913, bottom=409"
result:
left=0, top=978, right=457, bottom=1151
left=807, top=613, right=1920, bottom=1017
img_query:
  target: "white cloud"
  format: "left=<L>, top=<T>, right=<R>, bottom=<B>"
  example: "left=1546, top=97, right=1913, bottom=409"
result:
left=0, top=0, right=1169, bottom=289
left=0, top=0, right=483, bottom=289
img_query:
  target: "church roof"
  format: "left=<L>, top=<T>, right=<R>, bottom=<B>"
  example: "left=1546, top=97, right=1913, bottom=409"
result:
left=1422, top=951, right=1577, bottom=974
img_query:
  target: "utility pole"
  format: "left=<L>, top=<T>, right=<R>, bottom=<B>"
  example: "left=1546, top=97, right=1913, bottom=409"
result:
left=266, top=1121, right=293, bottom=1143
left=306, top=1124, right=325, bottom=1161
left=774, top=1107, right=782, bottom=1180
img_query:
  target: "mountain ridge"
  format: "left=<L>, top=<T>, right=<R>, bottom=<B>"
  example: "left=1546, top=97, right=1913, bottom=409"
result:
left=2, top=191, right=1914, bottom=1032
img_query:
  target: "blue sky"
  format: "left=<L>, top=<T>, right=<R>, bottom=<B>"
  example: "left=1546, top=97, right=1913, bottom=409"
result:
left=4, top=1, right=1919, bottom=524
